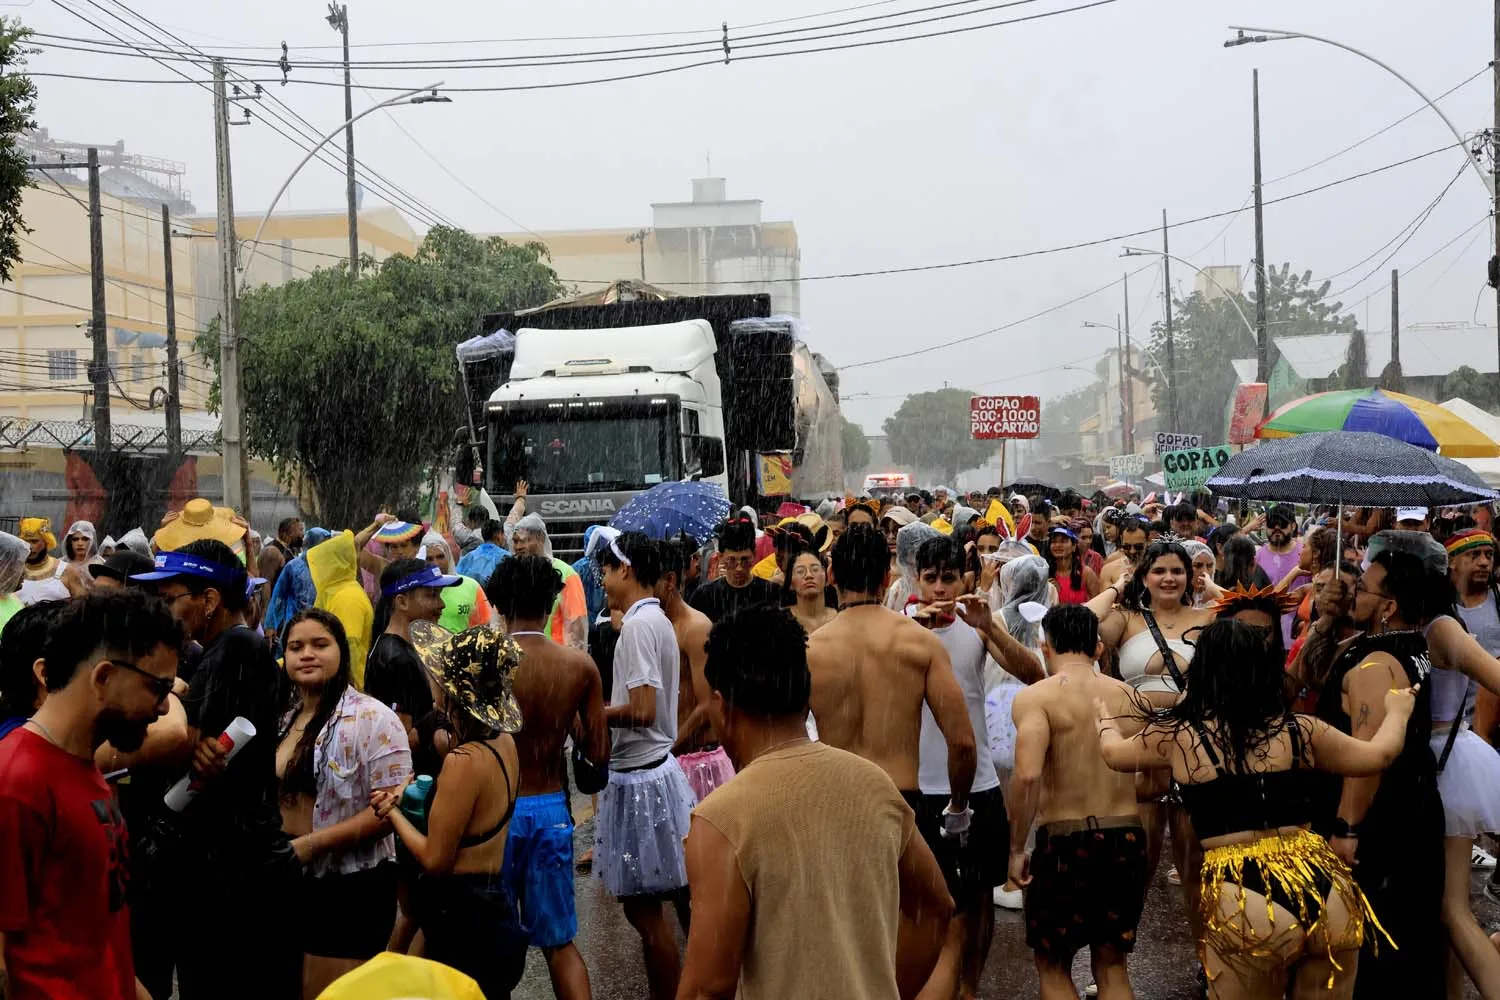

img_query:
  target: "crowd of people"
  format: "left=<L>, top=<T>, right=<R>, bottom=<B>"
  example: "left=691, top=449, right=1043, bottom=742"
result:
left=7, top=482, right=1500, bottom=1000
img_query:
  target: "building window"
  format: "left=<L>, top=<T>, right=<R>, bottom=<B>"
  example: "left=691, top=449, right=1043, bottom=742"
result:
left=47, top=349, right=78, bottom=381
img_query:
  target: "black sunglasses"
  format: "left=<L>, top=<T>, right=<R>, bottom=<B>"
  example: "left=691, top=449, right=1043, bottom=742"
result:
left=108, top=658, right=175, bottom=703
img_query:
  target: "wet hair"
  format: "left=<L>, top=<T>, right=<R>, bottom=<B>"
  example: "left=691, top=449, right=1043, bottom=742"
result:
left=1118, top=520, right=1149, bottom=543
left=1043, top=604, right=1099, bottom=657
left=276, top=516, right=302, bottom=538
left=829, top=524, right=889, bottom=596
left=1207, top=523, right=1239, bottom=557
left=1266, top=504, right=1297, bottom=529
left=1044, top=531, right=1084, bottom=592
left=1306, top=526, right=1337, bottom=573
left=1214, top=535, right=1262, bottom=590
left=1121, top=540, right=1192, bottom=611
left=599, top=531, right=662, bottom=586
left=277, top=608, right=353, bottom=801
left=705, top=605, right=810, bottom=717
left=1148, top=619, right=1298, bottom=775
left=1148, top=520, right=1169, bottom=537
left=174, top=539, right=250, bottom=613
left=975, top=523, right=1000, bottom=545
left=915, top=536, right=965, bottom=577
left=486, top=555, right=563, bottom=622
left=780, top=549, right=828, bottom=606
left=374, top=557, right=430, bottom=637
left=657, top=533, right=700, bottom=582
left=0, top=601, right=64, bottom=718
left=483, top=519, right=505, bottom=543
left=1371, top=549, right=1444, bottom=624
left=1213, top=594, right=1288, bottom=668
left=41, top=590, right=183, bottom=692
left=718, top=517, right=757, bottom=554
left=1166, top=502, right=1197, bottom=527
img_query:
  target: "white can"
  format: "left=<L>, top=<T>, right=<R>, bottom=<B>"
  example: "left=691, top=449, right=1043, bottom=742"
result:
left=163, top=715, right=258, bottom=812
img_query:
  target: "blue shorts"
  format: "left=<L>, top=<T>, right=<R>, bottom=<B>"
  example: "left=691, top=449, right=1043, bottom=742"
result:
left=502, top=790, right=578, bottom=948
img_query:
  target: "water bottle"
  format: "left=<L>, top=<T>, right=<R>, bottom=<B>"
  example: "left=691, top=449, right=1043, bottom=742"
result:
left=399, top=775, right=435, bottom=833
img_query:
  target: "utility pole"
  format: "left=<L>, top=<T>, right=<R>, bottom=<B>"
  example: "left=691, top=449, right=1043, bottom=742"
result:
left=1390, top=268, right=1401, bottom=372
left=86, top=148, right=109, bottom=463
left=1122, top=271, right=1134, bottom=452
left=1252, top=69, right=1270, bottom=414
left=626, top=228, right=650, bottom=281
left=328, top=3, right=358, bottom=278
left=161, top=203, right=181, bottom=464
left=1493, top=0, right=1500, bottom=403
left=1115, top=312, right=1127, bottom=454
left=213, top=59, right=249, bottom=518
left=1161, top=209, right=1176, bottom=430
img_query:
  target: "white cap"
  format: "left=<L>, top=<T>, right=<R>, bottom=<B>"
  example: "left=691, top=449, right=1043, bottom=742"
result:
left=1396, top=507, right=1429, bottom=523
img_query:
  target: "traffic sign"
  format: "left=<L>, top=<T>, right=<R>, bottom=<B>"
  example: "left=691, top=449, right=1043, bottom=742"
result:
left=1161, top=444, right=1232, bottom=492
left=1109, top=453, right=1146, bottom=479
left=970, top=395, right=1040, bottom=439
left=1154, top=431, right=1201, bottom=455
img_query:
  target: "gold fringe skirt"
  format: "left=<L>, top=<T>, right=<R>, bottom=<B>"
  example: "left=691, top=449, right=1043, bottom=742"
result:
left=1198, top=827, right=1393, bottom=989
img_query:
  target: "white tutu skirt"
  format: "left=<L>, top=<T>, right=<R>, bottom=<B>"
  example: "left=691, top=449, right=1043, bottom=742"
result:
left=985, top=672, right=1025, bottom=772
left=1431, top=727, right=1500, bottom=838
left=595, top=754, right=696, bottom=897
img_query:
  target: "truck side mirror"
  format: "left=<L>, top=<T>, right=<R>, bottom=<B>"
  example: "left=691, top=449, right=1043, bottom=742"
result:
left=685, top=435, right=725, bottom=480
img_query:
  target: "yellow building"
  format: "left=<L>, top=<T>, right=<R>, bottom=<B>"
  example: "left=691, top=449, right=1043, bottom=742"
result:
left=492, top=177, right=802, bottom=316
left=0, top=133, right=420, bottom=531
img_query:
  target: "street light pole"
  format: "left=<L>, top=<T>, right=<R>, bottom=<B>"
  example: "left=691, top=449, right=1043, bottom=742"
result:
left=239, top=83, right=448, bottom=287
left=327, top=3, right=358, bottom=278
left=1252, top=69, right=1270, bottom=396
left=1161, top=210, right=1176, bottom=430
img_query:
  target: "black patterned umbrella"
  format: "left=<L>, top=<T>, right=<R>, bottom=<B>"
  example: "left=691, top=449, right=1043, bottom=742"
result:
left=1205, top=431, right=1497, bottom=507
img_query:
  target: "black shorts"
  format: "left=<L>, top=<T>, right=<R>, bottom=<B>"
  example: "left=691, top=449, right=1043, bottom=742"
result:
left=906, top=787, right=1008, bottom=908
left=300, top=862, right=399, bottom=959
left=1024, top=818, right=1148, bottom=966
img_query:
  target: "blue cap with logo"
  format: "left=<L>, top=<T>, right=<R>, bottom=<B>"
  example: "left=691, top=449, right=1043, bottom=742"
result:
left=131, top=550, right=248, bottom=588
left=381, top=563, right=464, bottom=599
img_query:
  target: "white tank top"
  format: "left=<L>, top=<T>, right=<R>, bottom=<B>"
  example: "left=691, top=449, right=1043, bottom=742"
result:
left=917, top=621, right=1001, bottom=796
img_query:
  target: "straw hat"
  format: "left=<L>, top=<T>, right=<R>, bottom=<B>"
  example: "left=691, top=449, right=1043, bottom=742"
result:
left=408, top=621, right=524, bottom=734
left=153, top=498, right=248, bottom=552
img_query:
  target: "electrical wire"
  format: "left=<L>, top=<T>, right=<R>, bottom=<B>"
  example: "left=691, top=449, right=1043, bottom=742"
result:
left=32, top=0, right=1121, bottom=93
left=1343, top=213, right=1492, bottom=312
left=1325, top=157, right=1470, bottom=301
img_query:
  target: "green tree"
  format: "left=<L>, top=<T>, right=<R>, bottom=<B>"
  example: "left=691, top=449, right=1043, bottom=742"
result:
left=0, top=20, right=37, bottom=281
left=1441, top=365, right=1499, bottom=410
left=1145, top=263, right=1359, bottom=441
left=196, top=227, right=563, bottom=526
left=840, top=415, right=871, bottom=474
left=1340, top=329, right=1368, bottom=390
left=882, top=389, right=992, bottom=484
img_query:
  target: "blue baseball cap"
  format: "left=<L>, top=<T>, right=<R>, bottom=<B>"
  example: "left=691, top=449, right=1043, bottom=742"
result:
left=131, top=550, right=248, bottom=588
left=381, top=564, right=463, bottom=599
left=1048, top=526, right=1079, bottom=542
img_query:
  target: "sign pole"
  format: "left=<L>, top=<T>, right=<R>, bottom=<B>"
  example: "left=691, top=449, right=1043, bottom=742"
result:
left=999, top=440, right=1007, bottom=490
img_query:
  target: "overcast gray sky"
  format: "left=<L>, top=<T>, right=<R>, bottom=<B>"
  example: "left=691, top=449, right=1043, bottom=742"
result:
left=22, top=0, right=1496, bottom=432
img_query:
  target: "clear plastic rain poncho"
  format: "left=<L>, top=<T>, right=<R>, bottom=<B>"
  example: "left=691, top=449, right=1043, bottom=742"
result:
left=118, top=528, right=152, bottom=558
left=884, top=521, right=942, bottom=610
left=0, top=531, right=27, bottom=595
left=998, top=555, right=1051, bottom=651
left=61, top=520, right=100, bottom=572
left=985, top=554, right=1053, bottom=772
left=508, top=513, right=555, bottom=559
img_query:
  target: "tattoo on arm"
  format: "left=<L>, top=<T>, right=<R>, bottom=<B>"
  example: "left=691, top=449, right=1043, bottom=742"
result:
left=1353, top=703, right=1372, bottom=735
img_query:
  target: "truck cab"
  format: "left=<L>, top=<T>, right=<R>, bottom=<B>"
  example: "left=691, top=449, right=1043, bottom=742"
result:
left=484, top=320, right=727, bottom=556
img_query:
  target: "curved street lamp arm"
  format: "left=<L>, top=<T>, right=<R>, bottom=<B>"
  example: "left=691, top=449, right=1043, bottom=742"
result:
left=1228, top=25, right=1491, bottom=195
left=238, top=81, right=443, bottom=288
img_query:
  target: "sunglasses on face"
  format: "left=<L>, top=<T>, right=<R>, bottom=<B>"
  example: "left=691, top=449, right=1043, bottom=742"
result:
left=108, top=658, right=175, bottom=703
left=1121, top=543, right=1146, bottom=555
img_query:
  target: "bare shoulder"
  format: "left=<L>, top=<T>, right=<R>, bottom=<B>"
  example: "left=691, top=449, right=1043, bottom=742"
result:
left=682, top=606, right=712, bottom=643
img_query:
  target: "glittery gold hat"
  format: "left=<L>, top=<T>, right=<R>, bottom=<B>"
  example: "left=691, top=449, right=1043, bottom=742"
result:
left=408, top=621, right=524, bottom=734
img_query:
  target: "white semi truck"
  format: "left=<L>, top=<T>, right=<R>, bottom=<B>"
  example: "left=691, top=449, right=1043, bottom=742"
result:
left=456, top=293, right=841, bottom=558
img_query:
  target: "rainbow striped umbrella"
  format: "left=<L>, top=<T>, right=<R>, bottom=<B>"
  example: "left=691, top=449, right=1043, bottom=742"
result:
left=1256, top=388, right=1500, bottom=458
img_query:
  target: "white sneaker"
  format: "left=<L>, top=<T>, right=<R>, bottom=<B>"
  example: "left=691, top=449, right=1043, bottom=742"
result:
left=992, top=884, right=1023, bottom=909
left=1474, top=845, right=1497, bottom=870
left=1167, top=865, right=1182, bottom=886
left=1084, top=984, right=1099, bottom=997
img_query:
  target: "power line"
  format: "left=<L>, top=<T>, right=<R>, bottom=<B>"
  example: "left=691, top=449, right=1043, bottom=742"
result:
left=32, top=0, right=1120, bottom=93
left=557, top=139, right=1467, bottom=288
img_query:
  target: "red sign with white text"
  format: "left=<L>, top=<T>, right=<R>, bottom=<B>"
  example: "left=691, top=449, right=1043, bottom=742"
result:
left=970, top=395, right=1041, bottom=439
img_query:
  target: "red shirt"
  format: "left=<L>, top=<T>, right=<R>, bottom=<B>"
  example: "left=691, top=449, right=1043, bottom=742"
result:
left=0, top=727, right=135, bottom=1000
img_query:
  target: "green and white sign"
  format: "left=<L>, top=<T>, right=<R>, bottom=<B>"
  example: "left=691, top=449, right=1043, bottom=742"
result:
left=1161, top=443, right=1232, bottom=491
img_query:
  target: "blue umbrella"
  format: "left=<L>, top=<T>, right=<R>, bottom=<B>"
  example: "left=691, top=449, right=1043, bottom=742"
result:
left=609, top=482, right=732, bottom=542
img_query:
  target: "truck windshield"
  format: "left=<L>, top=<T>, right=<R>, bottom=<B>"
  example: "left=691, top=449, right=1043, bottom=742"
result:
left=488, top=402, right=680, bottom=494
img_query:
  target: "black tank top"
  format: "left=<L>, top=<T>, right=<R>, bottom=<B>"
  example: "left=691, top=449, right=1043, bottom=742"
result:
left=1175, top=718, right=1323, bottom=839
left=1313, top=630, right=1438, bottom=836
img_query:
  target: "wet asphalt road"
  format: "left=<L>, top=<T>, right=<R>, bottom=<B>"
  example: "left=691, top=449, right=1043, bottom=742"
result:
left=510, top=789, right=1500, bottom=1000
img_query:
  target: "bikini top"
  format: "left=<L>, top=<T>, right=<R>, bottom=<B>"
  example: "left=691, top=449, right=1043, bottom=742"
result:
left=1117, top=625, right=1192, bottom=694
left=1175, top=718, right=1322, bottom=840
left=450, top=739, right=517, bottom=849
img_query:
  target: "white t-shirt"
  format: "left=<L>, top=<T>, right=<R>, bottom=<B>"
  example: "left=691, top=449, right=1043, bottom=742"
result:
left=917, top=620, right=1000, bottom=796
left=609, top=596, right=681, bottom=770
